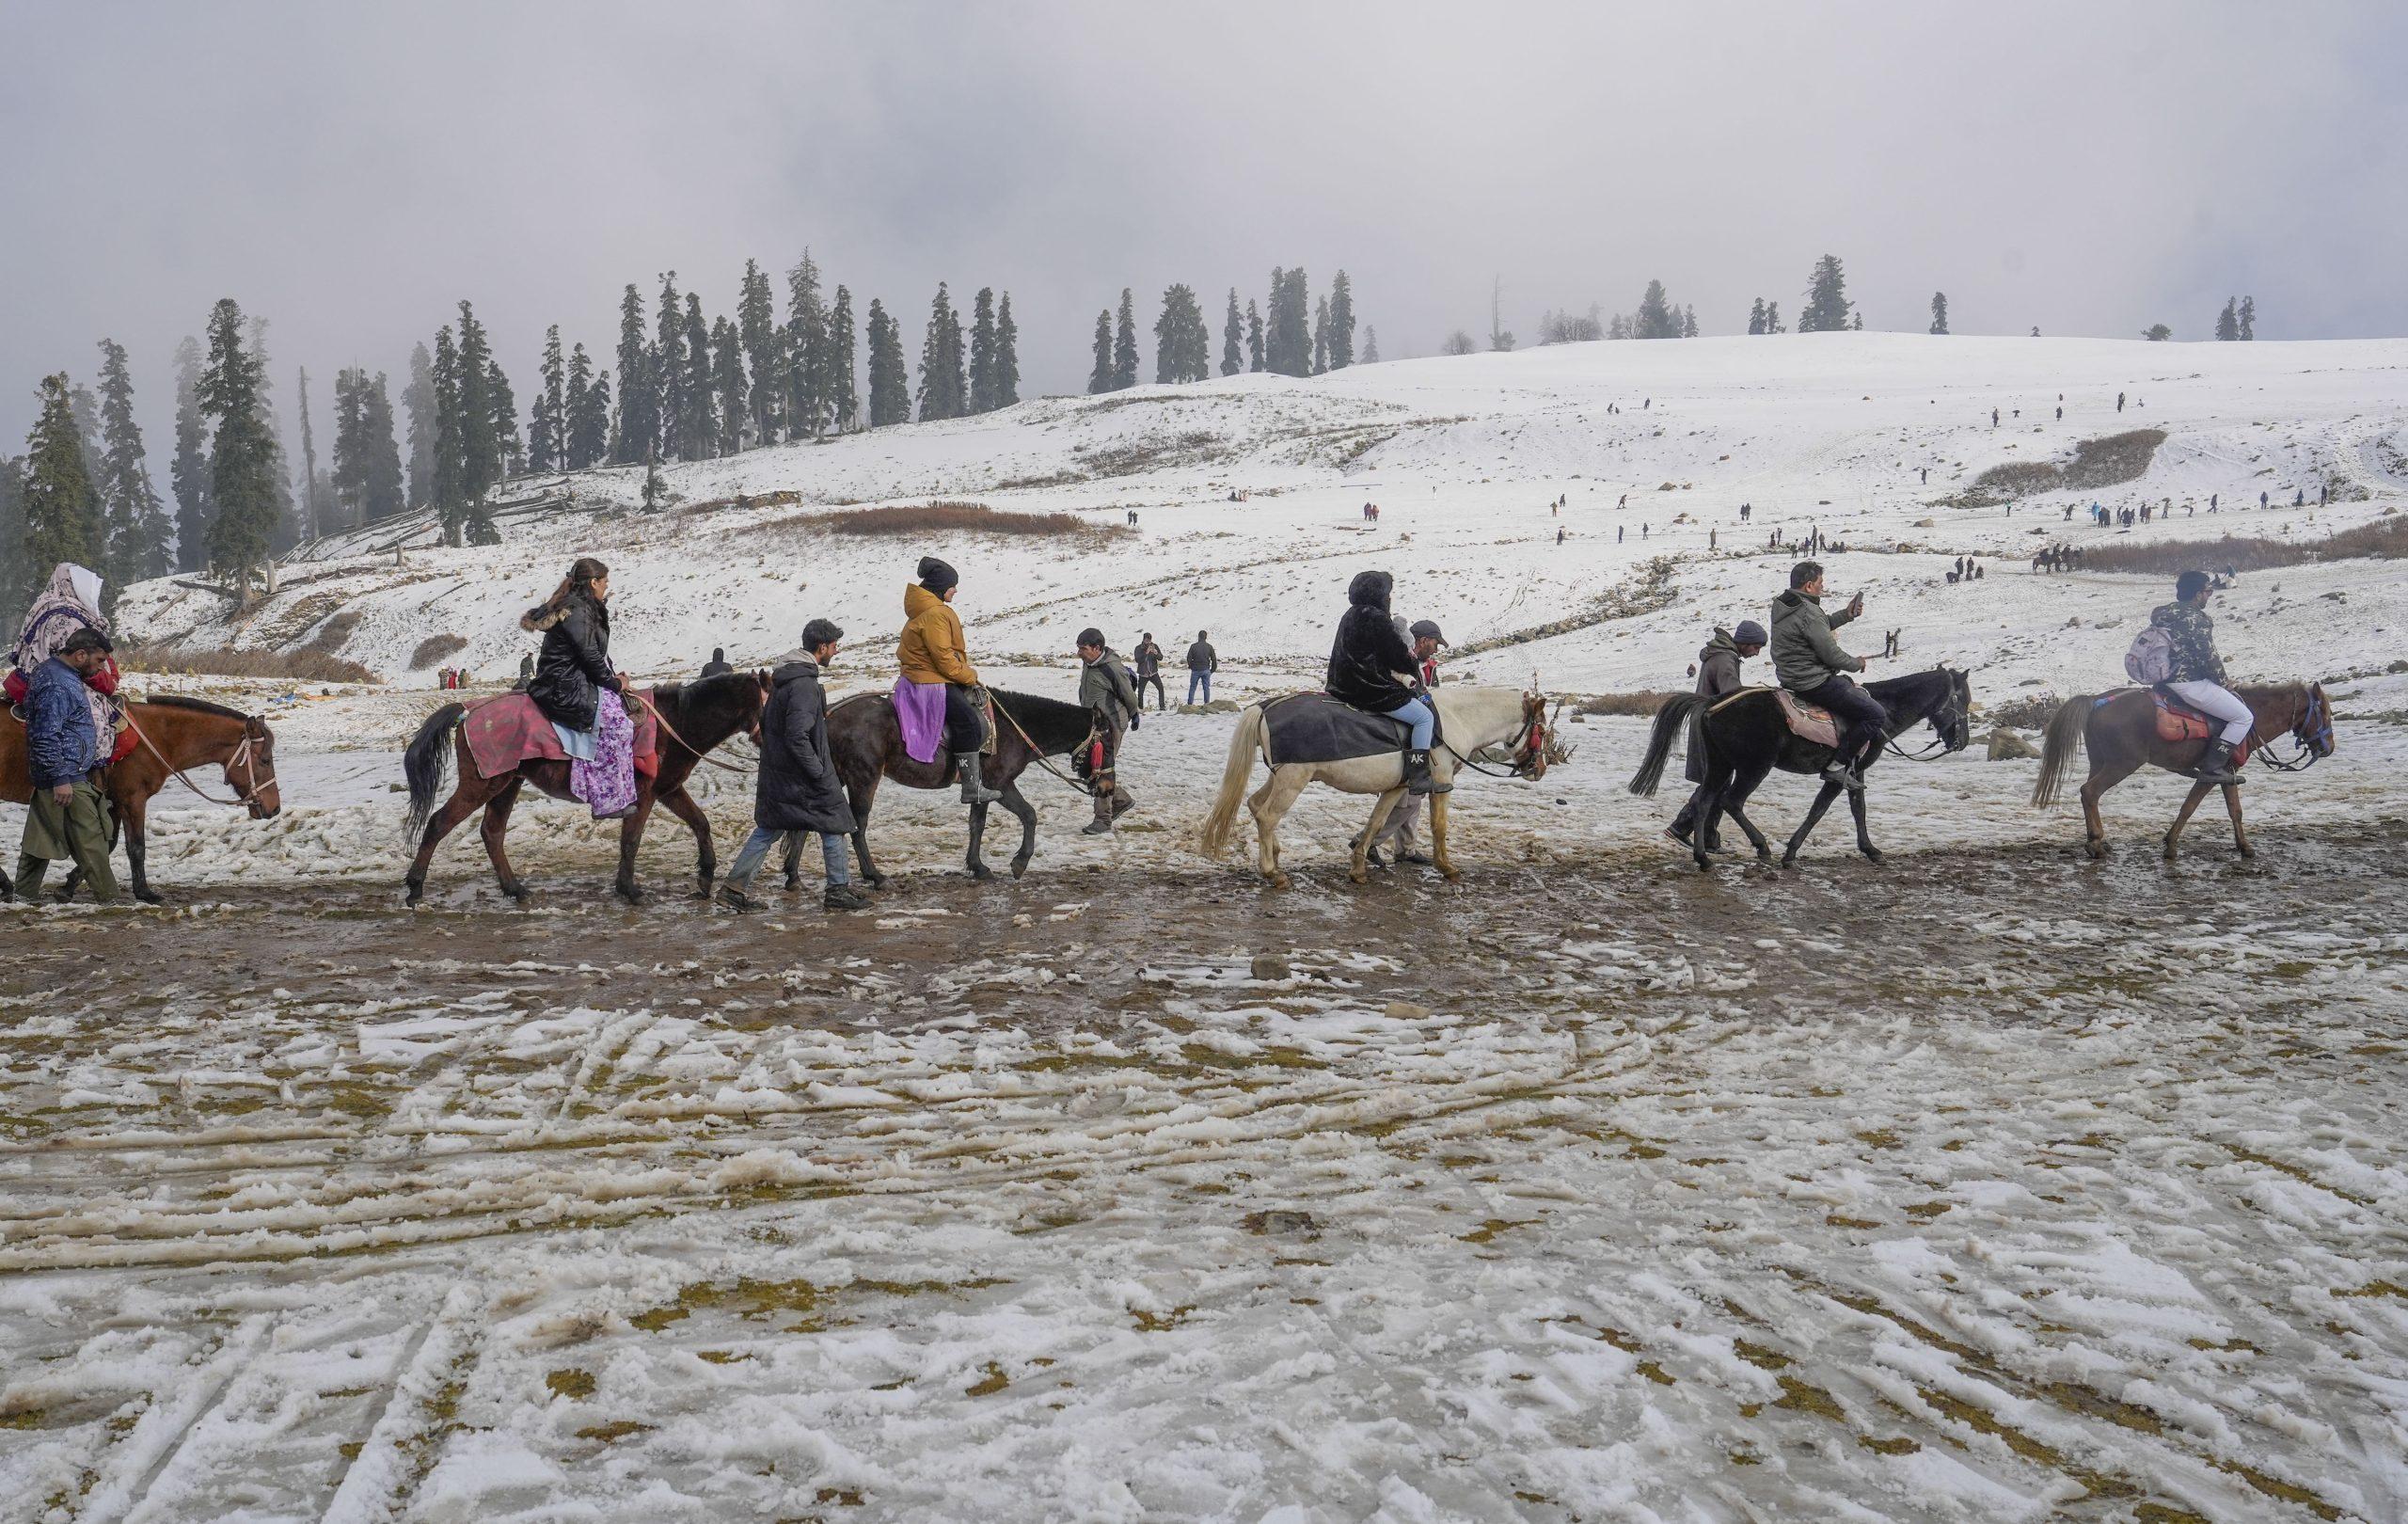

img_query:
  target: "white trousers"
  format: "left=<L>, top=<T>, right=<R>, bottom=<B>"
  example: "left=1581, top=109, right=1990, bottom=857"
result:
left=2163, top=680, right=2253, bottom=744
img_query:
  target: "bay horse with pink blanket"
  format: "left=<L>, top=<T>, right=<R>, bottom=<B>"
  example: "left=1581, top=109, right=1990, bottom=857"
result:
left=401, top=672, right=768, bottom=904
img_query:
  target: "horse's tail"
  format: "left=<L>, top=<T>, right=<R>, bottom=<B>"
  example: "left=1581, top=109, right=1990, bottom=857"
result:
left=1628, top=694, right=1704, bottom=798
left=1198, top=704, right=1266, bottom=858
left=403, top=703, right=466, bottom=840
left=2030, top=696, right=2093, bottom=808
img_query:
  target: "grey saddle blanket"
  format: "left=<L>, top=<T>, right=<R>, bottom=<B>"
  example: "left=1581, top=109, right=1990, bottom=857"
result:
left=1259, top=692, right=1439, bottom=765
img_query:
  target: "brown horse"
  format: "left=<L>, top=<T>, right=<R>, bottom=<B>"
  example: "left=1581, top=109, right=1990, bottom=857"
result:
left=2031, top=682, right=2333, bottom=859
left=0, top=695, right=282, bottom=903
left=400, top=672, right=768, bottom=905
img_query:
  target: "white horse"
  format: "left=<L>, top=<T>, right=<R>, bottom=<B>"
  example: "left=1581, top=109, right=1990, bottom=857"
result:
left=1199, top=685, right=1553, bottom=888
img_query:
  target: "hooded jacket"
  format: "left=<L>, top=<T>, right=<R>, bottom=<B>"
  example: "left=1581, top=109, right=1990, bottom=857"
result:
left=521, top=590, right=615, bottom=731
left=1768, top=589, right=1862, bottom=692
left=1695, top=628, right=1745, bottom=698
left=1079, top=648, right=1140, bottom=723
left=753, top=658, right=853, bottom=835
left=1326, top=571, right=1419, bottom=711
left=25, top=656, right=102, bottom=787
left=897, top=583, right=980, bottom=688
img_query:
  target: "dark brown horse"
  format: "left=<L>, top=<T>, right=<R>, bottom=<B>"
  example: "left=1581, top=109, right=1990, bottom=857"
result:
left=2032, top=682, right=2332, bottom=859
left=0, top=695, right=282, bottom=903
left=791, top=687, right=1097, bottom=885
left=401, top=672, right=769, bottom=905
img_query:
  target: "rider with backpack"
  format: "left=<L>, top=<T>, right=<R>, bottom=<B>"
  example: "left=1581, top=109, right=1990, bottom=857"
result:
left=2135, top=570, right=2247, bottom=784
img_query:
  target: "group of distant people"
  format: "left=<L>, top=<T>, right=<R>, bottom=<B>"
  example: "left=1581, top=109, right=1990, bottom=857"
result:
left=1945, top=556, right=1985, bottom=584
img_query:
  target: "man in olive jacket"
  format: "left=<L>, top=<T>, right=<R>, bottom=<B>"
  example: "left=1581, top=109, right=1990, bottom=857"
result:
left=1769, top=560, right=1885, bottom=790
left=719, top=618, right=868, bottom=913
left=1076, top=627, right=1140, bottom=833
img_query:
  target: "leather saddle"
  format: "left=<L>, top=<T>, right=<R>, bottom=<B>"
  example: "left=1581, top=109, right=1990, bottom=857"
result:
left=1706, top=686, right=1840, bottom=749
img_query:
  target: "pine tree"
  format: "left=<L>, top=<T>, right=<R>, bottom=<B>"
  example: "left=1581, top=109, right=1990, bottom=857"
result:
left=968, top=286, right=999, bottom=413
left=1362, top=326, right=1380, bottom=364
left=19, top=374, right=105, bottom=605
left=1155, top=284, right=1210, bottom=384
left=784, top=251, right=828, bottom=438
left=681, top=294, right=713, bottom=458
left=1798, top=254, right=1851, bottom=332
left=2238, top=295, right=2255, bottom=340
left=1247, top=300, right=1265, bottom=372
left=1312, top=294, right=1330, bottom=374
left=1635, top=279, right=1676, bottom=340
left=198, top=299, right=280, bottom=598
left=1851, top=310, right=1863, bottom=331
left=737, top=258, right=782, bottom=445
left=1764, top=300, right=1783, bottom=334
left=243, top=319, right=298, bottom=556
left=1267, top=269, right=1312, bottom=376
left=826, top=286, right=859, bottom=428
left=1113, top=288, right=1140, bottom=390
left=653, top=272, right=688, bottom=458
left=531, top=325, right=566, bottom=470
left=1222, top=289, right=1244, bottom=376
left=169, top=336, right=212, bottom=572
left=401, top=341, right=435, bottom=506
left=564, top=344, right=608, bottom=469
left=453, top=303, right=500, bottom=526
left=1088, top=309, right=1114, bottom=394
left=94, top=339, right=170, bottom=587
left=2215, top=297, right=2240, bottom=341
left=712, top=315, right=746, bottom=454
left=612, top=282, right=655, bottom=465
left=487, top=359, right=521, bottom=479
left=1929, top=292, right=1949, bottom=335
left=357, top=373, right=405, bottom=522
left=429, top=325, right=465, bottom=545
left=917, top=282, right=967, bottom=421
left=1683, top=305, right=1700, bottom=339
left=330, top=368, right=366, bottom=531
left=1749, top=297, right=1766, bottom=336
left=1326, top=271, right=1356, bottom=370
left=0, top=457, right=26, bottom=627
left=992, top=293, right=1019, bottom=408
left=864, top=299, right=909, bottom=427
left=293, top=366, right=334, bottom=544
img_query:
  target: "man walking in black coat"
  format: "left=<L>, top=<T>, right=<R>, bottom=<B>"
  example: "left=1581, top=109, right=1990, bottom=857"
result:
left=719, top=618, right=869, bottom=913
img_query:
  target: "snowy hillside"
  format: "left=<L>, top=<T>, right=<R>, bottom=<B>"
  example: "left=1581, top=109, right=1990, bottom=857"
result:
left=119, top=333, right=2408, bottom=698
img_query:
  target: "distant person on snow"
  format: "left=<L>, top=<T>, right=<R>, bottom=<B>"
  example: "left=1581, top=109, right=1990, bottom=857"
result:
left=1133, top=633, right=1165, bottom=711
left=1667, top=619, right=1765, bottom=854
left=2117, top=391, right=2126, bottom=413
left=2149, top=571, right=2248, bottom=785
left=1326, top=571, right=1442, bottom=798
left=895, top=555, right=1001, bottom=805
left=700, top=646, right=734, bottom=679
left=1770, top=560, right=1883, bottom=793
left=1185, top=631, right=1218, bottom=704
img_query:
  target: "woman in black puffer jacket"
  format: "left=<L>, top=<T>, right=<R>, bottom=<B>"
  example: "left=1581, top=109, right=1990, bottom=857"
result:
left=1326, top=569, right=1441, bottom=795
left=521, top=557, right=638, bottom=817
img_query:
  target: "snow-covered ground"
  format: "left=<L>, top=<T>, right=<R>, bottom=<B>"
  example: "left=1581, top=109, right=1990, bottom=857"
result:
left=7, top=335, right=2407, bottom=1522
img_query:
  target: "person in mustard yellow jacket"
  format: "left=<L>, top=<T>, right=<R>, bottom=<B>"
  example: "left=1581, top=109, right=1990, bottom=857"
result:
left=895, top=556, right=1001, bottom=802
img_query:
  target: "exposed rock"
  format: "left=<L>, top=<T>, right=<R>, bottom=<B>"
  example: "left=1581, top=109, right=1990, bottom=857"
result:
left=1986, top=727, right=2040, bottom=760
left=1385, top=1000, right=1431, bottom=1022
left=1249, top=953, right=1291, bottom=982
left=1242, top=1209, right=1321, bottom=1236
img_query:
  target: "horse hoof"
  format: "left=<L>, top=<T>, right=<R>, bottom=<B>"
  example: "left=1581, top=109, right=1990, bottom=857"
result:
left=1780, top=855, right=1798, bottom=870
left=2237, top=846, right=2256, bottom=860
left=135, top=890, right=165, bottom=906
left=1754, top=849, right=1774, bottom=865
left=1269, top=874, right=1291, bottom=891
left=1010, top=861, right=1029, bottom=880
left=867, top=873, right=889, bottom=889
left=1349, top=867, right=1369, bottom=885
left=1861, top=849, right=1884, bottom=865
left=615, top=886, right=643, bottom=906
left=970, top=866, right=993, bottom=881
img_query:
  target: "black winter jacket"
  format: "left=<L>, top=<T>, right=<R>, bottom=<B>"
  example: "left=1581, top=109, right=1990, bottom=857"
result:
left=522, top=592, right=616, bottom=731
left=754, top=659, right=853, bottom=835
left=1325, top=571, right=1419, bottom=712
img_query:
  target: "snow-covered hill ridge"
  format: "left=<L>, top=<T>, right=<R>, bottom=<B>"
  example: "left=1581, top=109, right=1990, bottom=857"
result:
left=117, top=333, right=2408, bottom=693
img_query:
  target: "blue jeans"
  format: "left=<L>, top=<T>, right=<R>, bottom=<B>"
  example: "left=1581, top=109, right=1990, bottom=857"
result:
left=1186, top=670, right=1212, bottom=703
left=1383, top=693, right=1435, bottom=750
left=726, top=825, right=848, bottom=889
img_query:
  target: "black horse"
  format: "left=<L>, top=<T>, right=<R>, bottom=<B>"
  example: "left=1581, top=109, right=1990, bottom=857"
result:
left=1630, top=668, right=1972, bottom=870
left=789, top=687, right=1098, bottom=885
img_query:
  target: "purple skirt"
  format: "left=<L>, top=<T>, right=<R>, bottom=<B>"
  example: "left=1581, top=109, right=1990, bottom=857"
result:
left=894, top=678, right=947, bottom=765
left=570, top=691, right=638, bottom=818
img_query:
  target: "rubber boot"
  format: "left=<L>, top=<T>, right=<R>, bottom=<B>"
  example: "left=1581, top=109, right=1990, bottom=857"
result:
left=955, top=752, right=1001, bottom=804
left=2188, top=739, right=2245, bottom=785
left=1403, top=749, right=1444, bottom=797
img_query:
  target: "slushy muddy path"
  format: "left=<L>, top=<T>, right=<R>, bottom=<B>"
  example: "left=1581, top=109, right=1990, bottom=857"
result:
left=3, top=831, right=2404, bottom=1522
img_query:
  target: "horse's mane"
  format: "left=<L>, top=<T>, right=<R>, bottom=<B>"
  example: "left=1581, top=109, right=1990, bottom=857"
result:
left=1863, top=667, right=1955, bottom=698
left=139, top=693, right=252, bottom=723
left=653, top=670, right=759, bottom=720
left=989, top=688, right=1094, bottom=754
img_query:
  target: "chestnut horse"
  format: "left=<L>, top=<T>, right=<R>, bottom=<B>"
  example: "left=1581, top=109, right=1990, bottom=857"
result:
left=401, top=672, right=768, bottom=905
left=0, top=695, right=281, bottom=903
left=2030, top=682, right=2333, bottom=859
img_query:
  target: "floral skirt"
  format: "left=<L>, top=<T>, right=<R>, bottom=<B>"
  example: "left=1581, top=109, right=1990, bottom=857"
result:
left=570, top=691, right=638, bottom=818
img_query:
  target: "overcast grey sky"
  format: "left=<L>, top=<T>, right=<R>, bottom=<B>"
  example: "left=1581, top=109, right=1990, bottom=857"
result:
left=5, top=0, right=2404, bottom=456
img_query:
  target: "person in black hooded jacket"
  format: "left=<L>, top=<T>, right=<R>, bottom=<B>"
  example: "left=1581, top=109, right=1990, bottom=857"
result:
left=719, top=618, right=868, bottom=913
left=1326, top=570, right=1443, bottom=795
left=521, top=556, right=626, bottom=732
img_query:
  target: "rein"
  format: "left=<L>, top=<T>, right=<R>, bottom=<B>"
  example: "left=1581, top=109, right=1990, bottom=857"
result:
left=124, top=710, right=273, bottom=808
left=2247, top=687, right=2330, bottom=773
left=627, top=688, right=752, bottom=774
left=988, top=691, right=1095, bottom=796
left=1879, top=677, right=1969, bottom=763
left=1441, top=695, right=1552, bottom=780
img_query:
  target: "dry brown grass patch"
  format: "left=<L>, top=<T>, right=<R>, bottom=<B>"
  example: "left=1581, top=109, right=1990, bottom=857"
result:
left=121, top=643, right=380, bottom=685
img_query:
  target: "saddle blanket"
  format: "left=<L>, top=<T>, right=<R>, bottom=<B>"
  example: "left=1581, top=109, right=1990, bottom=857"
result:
left=2143, top=689, right=2255, bottom=761
left=1258, top=692, right=1439, bottom=766
left=462, top=691, right=658, bottom=782
left=1774, top=690, right=1840, bottom=749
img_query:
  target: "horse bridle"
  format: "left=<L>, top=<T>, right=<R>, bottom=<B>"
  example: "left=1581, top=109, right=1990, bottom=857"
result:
left=1881, top=675, right=1971, bottom=763
left=128, top=711, right=277, bottom=810
left=2247, top=685, right=2332, bottom=773
left=1443, top=692, right=1553, bottom=780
